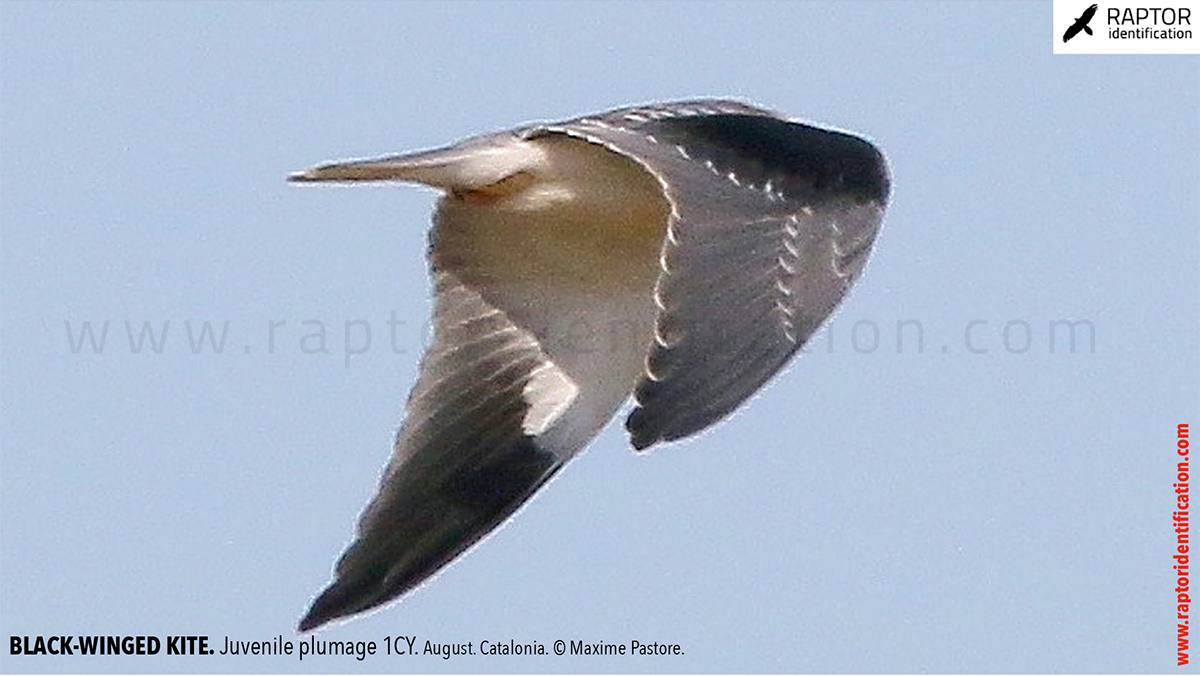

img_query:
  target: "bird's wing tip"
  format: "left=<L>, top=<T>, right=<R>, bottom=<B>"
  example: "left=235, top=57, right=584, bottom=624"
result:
left=297, top=591, right=339, bottom=633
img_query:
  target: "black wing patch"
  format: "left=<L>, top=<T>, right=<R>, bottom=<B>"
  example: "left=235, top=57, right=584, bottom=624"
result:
left=562, top=110, right=888, bottom=450
left=299, top=272, right=561, bottom=631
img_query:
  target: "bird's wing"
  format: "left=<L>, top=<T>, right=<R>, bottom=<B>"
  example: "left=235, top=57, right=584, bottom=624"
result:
left=296, top=130, right=668, bottom=631
left=299, top=270, right=569, bottom=631
left=545, top=101, right=890, bottom=450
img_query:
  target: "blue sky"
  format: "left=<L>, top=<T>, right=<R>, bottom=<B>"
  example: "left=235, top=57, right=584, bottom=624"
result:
left=1, top=1, right=1197, bottom=673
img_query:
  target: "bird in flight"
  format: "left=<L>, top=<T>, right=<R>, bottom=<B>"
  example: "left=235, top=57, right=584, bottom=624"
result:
left=1063, top=3, right=1098, bottom=42
left=289, top=99, right=889, bottom=631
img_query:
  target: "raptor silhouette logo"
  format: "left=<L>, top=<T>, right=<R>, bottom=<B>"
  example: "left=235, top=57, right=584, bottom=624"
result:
left=1063, top=3, right=1099, bottom=42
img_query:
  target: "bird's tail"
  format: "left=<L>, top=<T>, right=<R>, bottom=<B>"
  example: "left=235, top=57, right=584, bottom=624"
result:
left=287, top=135, right=547, bottom=192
